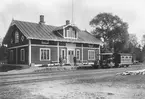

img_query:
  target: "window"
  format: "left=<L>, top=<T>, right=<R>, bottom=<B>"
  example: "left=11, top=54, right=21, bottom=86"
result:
left=61, top=49, right=66, bottom=59
left=11, top=39, right=13, bottom=44
left=21, top=35, right=24, bottom=42
left=76, top=49, right=80, bottom=60
left=15, top=31, right=19, bottom=43
left=20, top=49, right=25, bottom=61
left=88, top=50, right=95, bottom=60
left=10, top=50, right=13, bottom=61
left=40, top=48, right=50, bottom=61
left=65, top=27, right=77, bottom=39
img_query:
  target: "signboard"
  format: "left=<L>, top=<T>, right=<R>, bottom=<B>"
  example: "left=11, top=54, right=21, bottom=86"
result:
left=76, top=43, right=82, bottom=47
left=83, top=44, right=99, bottom=48
left=41, top=41, right=49, bottom=44
left=59, top=42, right=66, bottom=46
left=31, top=40, right=57, bottom=45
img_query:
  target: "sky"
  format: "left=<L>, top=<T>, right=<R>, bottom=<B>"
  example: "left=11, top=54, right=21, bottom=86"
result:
left=0, top=0, right=145, bottom=43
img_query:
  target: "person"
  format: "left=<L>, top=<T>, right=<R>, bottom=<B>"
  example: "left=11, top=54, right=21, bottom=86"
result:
left=73, top=56, right=77, bottom=66
left=59, top=55, right=63, bottom=66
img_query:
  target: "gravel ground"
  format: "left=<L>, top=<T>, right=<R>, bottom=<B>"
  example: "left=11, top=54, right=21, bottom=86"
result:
left=1, top=74, right=145, bottom=99
left=0, top=64, right=145, bottom=99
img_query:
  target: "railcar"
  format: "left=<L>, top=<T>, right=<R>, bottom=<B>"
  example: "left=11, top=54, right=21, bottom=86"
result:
left=99, top=53, right=133, bottom=68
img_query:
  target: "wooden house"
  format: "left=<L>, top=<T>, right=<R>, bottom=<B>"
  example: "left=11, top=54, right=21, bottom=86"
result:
left=2, top=15, right=102, bottom=66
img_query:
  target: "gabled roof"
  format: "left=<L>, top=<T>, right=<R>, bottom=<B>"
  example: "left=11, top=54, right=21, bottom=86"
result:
left=3, top=20, right=102, bottom=45
left=53, top=24, right=80, bottom=31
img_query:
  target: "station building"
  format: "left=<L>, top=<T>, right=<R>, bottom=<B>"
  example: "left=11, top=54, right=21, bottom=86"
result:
left=2, top=15, right=102, bottom=66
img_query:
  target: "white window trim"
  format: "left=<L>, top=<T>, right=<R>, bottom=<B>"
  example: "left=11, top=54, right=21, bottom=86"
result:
left=10, top=50, right=13, bottom=61
left=76, top=49, right=80, bottom=60
left=63, top=28, right=78, bottom=39
left=61, top=49, right=66, bottom=59
left=88, top=50, right=95, bottom=60
left=40, top=48, right=51, bottom=61
left=20, top=49, right=25, bottom=61
left=15, top=31, right=19, bottom=43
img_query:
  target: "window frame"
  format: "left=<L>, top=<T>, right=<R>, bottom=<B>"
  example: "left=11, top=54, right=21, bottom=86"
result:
left=20, top=49, right=25, bottom=61
left=15, top=31, right=19, bottom=43
left=40, top=48, right=51, bottom=61
left=61, top=49, right=66, bottom=59
left=10, top=50, right=13, bottom=61
left=76, top=49, right=80, bottom=60
left=64, top=27, right=78, bottom=39
left=88, top=50, right=95, bottom=60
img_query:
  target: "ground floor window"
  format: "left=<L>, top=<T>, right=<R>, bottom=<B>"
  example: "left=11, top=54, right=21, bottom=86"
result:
left=88, top=50, right=95, bottom=60
left=76, top=49, right=80, bottom=60
left=40, top=48, right=50, bottom=61
left=61, top=49, right=66, bottom=59
left=10, top=50, right=13, bottom=61
left=20, top=49, right=25, bottom=61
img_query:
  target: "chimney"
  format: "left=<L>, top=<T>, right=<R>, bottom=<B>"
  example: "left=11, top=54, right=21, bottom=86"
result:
left=39, top=15, right=45, bottom=24
left=66, top=20, right=70, bottom=25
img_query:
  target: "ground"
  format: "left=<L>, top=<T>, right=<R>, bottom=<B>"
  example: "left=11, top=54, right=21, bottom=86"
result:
left=0, top=64, right=145, bottom=99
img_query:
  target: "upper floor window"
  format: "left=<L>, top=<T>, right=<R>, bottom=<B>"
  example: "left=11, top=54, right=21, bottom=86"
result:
left=15, top=31, right=19, bottom=43
left=64, top=27, right=77, bottom=39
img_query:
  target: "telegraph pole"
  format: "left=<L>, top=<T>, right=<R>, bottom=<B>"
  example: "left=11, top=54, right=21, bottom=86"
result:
left=72, top=0, right=74, bottom=24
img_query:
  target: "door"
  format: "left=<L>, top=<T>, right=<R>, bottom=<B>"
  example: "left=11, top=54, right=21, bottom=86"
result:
left=68, top=50, right=74, bottom=64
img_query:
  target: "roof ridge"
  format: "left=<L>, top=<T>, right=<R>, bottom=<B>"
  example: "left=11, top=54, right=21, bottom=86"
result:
left=13, top=19, right=57, bottom=27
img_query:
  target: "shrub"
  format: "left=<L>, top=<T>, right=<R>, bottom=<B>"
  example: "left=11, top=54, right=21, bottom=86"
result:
left=92, top=60, right=100, bottom=69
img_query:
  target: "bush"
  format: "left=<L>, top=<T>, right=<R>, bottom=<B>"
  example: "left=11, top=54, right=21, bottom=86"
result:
left=92, top=60, right=100, bottom=69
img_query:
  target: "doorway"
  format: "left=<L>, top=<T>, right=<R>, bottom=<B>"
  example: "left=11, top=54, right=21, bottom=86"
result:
left=68, top=49, right=75, bottom=64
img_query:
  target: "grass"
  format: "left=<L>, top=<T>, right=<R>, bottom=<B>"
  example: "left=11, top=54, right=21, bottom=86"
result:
left=0, top=65, right=23, bottom=72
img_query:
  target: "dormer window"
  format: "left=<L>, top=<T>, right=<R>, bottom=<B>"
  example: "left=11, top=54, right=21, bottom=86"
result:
left=64, top=27, right=77, bottom=39
left=15, top=31, right=19, bottom=43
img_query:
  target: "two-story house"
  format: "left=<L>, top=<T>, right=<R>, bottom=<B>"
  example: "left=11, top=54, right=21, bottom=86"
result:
left=2, top=15, right=102, bottom=66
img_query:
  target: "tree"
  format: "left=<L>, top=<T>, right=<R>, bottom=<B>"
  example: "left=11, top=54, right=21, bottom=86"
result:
left=141, top=35, right=145, bottom=62
left=124, top=34, right=143, bottom=62
left=124, top=34, right=138, bottom=52
left=128, top=34, right=138, bottom=47
left=90, top=13, right=129, bottom=52
left=141, top=34, right=145, bottom=46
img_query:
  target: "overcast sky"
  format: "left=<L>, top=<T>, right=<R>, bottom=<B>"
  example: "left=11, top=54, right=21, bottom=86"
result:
left=0, top=0, right=145, bottom=42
